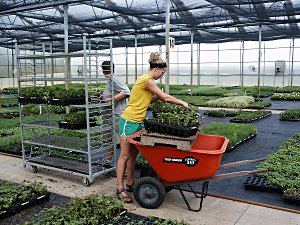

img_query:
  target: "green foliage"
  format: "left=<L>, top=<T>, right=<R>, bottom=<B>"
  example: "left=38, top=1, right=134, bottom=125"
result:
left=1, top=97, right=19, bottom=105
left=201, top=122, right=257, bottom=149
left=0, top=106, right=19, bottom=115
left=277, top=86, right=300, bottom=93
left=205, top=110, right=240, bottom=117
left=280, top=109, right=300, bottom=120
left=206, top=96, right=255, bottom=108
left=271, top=92, right=300, bottom=100
left=232, top=110, right=271, bottom=121
left=246, top=101, right=272, bottom=109
left=23, top=195, right=124, bottom=225
left=62, top=111, right=86, bottom=123
left=257, top=134, right=300, bottom=195
left=136, top=153, right=149, bottom=165
left=150, top=101, right=202, bottom=127
left=0, top=181, right=47, bottom=211
left=2, top=87, right=18, bottom=94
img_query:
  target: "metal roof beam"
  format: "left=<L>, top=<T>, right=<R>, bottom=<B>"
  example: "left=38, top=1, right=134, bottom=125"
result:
left=0, top=0, right=89, bottom=15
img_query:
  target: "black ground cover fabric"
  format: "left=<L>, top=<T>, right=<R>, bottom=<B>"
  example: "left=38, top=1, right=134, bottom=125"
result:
left=186, top=100, right=300, bottom=211
left=265, top=97, right=300, bottom=110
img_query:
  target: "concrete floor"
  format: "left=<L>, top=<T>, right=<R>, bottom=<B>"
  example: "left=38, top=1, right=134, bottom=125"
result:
left=0, top=155, right=299, bottom=225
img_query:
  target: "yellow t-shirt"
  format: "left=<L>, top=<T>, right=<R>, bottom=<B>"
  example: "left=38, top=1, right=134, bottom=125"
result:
left=122, top=74, right=153, bottom=123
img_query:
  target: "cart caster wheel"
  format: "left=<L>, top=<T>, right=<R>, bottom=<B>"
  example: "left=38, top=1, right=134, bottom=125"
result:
left=104, top=172, right=111, bottom=178
left=82, top=177, right=91, bottom=187
left=30, top=166, right=38, bottom=173
left=134, top=177, right=165, bottom=209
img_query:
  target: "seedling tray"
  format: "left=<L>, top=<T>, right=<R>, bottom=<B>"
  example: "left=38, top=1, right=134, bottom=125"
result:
left=0, top=192, right=51, bottom=220
left=244, top=176, right=286, bottom=193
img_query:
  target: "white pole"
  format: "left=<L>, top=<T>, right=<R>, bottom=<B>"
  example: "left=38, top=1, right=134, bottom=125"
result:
left=258, top=25, right=262, bottom=98
left=165, top=0, right=170, bottom=94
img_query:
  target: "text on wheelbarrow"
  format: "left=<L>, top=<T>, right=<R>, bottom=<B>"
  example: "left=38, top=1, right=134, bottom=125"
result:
left=163, top=156, right=199, bottom=167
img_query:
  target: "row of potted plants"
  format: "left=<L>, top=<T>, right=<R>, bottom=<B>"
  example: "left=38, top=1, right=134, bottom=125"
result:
left=229, top=110, right=272, bottom=123
left=0, top=97, right=19, bottom=107
left=21, top=194, right=189, bottom=225
left=0, top=181, right=49, bottom=219
left=271, top=92, right=300, bottom=100
left=280, top=109, right=300, bottom=121
left=256, top=133, right=300, bottom=204
left=177, top=95, right=272, bottom=109
left=59, top=111, right=97, bottom=130
left=201, top=122, right=257, bottom=152
left=146, top=101, right=202, bottom=137
left=205, top=109, right=272, bottom=122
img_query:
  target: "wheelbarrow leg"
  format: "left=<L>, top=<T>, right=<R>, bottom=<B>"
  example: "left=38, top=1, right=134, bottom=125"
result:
left=176, top=181, right=209, bottom=212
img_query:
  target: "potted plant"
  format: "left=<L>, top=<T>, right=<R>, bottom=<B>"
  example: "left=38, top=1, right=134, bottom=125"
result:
left=59, top=111, right=96, bottom=130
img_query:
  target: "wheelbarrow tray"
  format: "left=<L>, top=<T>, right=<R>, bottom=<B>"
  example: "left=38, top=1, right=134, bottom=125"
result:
left=128, top=130, right=229, bottom=183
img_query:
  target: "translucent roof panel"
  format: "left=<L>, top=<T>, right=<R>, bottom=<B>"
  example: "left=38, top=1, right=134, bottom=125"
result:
left=0, top=0, right=300, bottom=52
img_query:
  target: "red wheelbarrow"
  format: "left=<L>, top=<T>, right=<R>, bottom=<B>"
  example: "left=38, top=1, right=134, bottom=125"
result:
left=127, top=130, right=267, bottom=211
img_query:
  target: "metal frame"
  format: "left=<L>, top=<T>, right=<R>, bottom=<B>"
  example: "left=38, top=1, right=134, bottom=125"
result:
left=16, top=36, right=116, bottom=186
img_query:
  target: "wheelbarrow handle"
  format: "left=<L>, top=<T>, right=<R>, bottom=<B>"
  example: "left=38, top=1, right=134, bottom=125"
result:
left=163, top=169, right=268, bottom=186
left=218, top=157, right=267, bottom=170
left=127, top=129, right=145, bottom=145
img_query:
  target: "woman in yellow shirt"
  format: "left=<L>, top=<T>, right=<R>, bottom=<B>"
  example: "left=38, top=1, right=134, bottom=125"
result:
left=116, top=52, right=189, bottom=203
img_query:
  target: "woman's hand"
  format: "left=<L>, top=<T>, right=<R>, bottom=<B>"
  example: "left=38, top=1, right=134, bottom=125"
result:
left=104, top=98, right=112, bottom=102
left=182, top=102, right=189, bottom=109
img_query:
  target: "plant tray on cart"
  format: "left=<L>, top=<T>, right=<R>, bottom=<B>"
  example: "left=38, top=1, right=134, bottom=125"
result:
left=17, top=96, right=46, bottom=105
left=244, top=175, right=286, bottom=193
left=58, top=120, right=96, bottom=130
left=144, top=119, right=199, bottom=137
left=49, top=97, right=86, bottom=106
left=0, top=192, right=51, bottom=220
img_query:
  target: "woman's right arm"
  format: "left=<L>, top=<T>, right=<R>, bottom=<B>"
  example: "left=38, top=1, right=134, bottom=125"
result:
left=147, top=79, right=189, bottom=108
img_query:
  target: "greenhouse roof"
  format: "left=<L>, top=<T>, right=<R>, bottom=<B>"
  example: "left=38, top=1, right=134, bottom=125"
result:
left=0, top=0, right=300, bottom=52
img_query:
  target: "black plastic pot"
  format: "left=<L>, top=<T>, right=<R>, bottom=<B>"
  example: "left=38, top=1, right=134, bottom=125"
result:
left=144, top=119, right=199, bottom=137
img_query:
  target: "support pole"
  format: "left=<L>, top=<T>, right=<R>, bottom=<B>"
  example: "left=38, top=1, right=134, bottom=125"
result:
left=290, top=38, right=294, bottom=86
left=125, top=47, right=128, bottom=84
left=197, top=43, right=200, bottom=86
left=240, top=41, right=244, bottom=86
left=50, top=42, right=54, bottom=86
left=135, top=34, right=138, bottom=81
left=217, top=43, right=220, bottom=85
left=263, top=42, right=266, bottom=86
left=159, top=45, right=163, bottom=87
left=257, top=25, right=262, bottom=98
left=165, top=0, right=171, bottom=94
left=88, top=39, right=91, bottom=79
left=64, top=4, right=70, bottom=114
left=190, top=31, right=194, bottom=93
left=12, top=47, right=15, bottom=87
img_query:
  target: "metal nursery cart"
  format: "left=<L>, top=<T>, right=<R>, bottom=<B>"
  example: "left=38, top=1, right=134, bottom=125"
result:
left=16, top=37, right=116, bottom=186
left=127, top=130, right=267, bottom=211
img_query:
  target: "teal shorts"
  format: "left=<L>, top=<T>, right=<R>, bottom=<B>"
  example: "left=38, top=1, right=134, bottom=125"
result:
left=119, top=117, right=143, bottom=137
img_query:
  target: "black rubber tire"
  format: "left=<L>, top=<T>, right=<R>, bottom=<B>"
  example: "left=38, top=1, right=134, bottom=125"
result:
left=30, top=165, right=38, bottom=173
left=133, top=177, right=165, bottom=209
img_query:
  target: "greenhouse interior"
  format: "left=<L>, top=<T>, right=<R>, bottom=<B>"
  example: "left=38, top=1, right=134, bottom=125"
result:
left=0, top=1, right=299, bottom=225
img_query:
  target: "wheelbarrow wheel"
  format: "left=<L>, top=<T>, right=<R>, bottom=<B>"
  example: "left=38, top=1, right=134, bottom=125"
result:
left=134, top=177, right=165, bottom=209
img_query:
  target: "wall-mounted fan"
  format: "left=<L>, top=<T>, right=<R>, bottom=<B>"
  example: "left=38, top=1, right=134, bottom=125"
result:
left=249, top=65, right=256, bottom=72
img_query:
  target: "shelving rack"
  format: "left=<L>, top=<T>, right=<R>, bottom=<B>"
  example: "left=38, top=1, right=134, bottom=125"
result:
left=16, top=37, right=116, bottom=186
